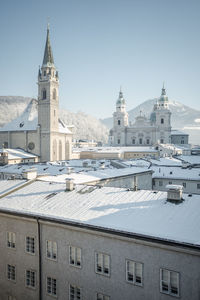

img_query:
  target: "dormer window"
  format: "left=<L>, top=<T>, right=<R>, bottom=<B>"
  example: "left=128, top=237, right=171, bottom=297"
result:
left=42, top=89, right=47, bottom=100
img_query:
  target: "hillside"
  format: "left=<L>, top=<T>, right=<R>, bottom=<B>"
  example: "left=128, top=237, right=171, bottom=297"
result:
left=0, top=97, right=109, bottom=143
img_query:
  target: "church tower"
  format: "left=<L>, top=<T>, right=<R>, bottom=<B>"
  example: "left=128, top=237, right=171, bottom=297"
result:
left=112, top=89, right=129, bottom=145
left=37, top=25, right=60, bottom=161
left=154, top=85, right=171, bottom=144
left=38, top=25, right=59, bottom=133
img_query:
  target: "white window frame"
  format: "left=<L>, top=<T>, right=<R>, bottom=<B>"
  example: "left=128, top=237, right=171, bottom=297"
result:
left=69, top=284, right=81, bottom=300
left=95, top=252, right=110, bottom=277
left=46, top=276, right=57, bottom=296
left=7, top=264, right=16, bottom=282
left=26, top=269, right=36, bottom=289
left=69, top=246, right=82, bottom=268
left=96, top=292, right=110, bottom=300
left=160, top=268, right=180, bottom=297
left=126, top=259, right=143, bottom=286
left=46, top=240, right=57, bottom=261
left=25, top=236, right=35, bottom=254
left=7, top=232, right=16, bottom=249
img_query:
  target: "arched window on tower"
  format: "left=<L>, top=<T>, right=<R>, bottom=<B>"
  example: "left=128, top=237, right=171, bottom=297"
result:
left=53, top=88, right=57, bottom=100
left=161, top=118, right=164, bottom=124
left=42, top=89, right=47, bottom=100
left=118, top=120, right=121, bottom=125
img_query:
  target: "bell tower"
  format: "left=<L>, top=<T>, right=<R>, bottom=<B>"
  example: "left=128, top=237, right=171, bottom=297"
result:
left=38, top=25, right=59, bottom=133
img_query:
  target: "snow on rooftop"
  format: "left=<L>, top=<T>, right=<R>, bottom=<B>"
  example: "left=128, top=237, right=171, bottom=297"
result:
left=171, top=130, right=189, bottom=136
left=179, top=155, right=200, bottom=165
left=0, top=99, right=72, bottom=134
left=0, top=181, right=200, bottom=246
left=152, top=165, right=200, bottom=181
left=0, top=180, right=26, bottom=195
left=74, top=146, right=158, bottom=153
left=0, top=148, right=37, bottom=159
left=39, top=166, right=152, bottom=184
left=150, top=157, right=183, bottom=166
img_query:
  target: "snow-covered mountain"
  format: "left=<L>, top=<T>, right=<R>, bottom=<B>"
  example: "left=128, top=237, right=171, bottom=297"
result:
left=101, top=99, right=200, bottom=144
left=0, top=97, right=109, bottom=143
left=101, top=98, right=200, bottom=129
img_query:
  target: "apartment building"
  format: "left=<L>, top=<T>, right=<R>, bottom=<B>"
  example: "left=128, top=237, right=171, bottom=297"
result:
left=0, top=181, right=199, bottom=300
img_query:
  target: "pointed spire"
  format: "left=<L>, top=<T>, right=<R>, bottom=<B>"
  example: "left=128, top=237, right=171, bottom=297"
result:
left=161, top=82, right=166, bottom=96
left=42, top=24, right=54, bottom=67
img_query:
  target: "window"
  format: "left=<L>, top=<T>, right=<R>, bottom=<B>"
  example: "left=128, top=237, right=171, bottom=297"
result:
left=159, top=181, right=163, bottom=187
left=7, top=232, right=16, bottom=249
left=160, top=269, right=179, bottom=297
left=95, top=252, right=110, bottom=276
left=132, top=139, right=135, bottom=144
left=7, top=264, right=16, bottom=281
left=117, top=139, right=120, bottom=145
left=69, top=246, right=81, bottom=267
left=47, top=277, right=57, bottom=296
left=69, top=284, right=81, bottom=300
left=146, top=139, right=150, bottom=145
left=42, top=89, right=47, bottom=100
left=126, top=260, right=143, bottom=286
left=43, top=70, right=46, bottom=76
left=26, top=236, right=35, bottom=254
left=169, top=181, right=172, bottom=185
left=97, top=293, right=110, bottom=300
left=181, top=140, right=184, bottom=144
left=197, top=183, right=200, bottom=189
left=160, top=139, right=164, bottom=143
left=46, top=240, right=57, bottom=260
left=161, top=118, right=164, bottom=124
left=26, top=270, right=36, bottom=288
left=139, top=138, right=142, bottom=145
left=182, top=182, right=186, bottom=188
left=118, top=120, right=120, bottom=125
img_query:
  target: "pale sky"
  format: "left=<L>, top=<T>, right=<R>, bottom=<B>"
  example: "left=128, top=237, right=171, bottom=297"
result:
left=0, top=0, right=200, bottom=118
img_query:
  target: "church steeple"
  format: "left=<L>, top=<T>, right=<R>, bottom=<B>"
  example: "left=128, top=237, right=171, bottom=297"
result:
left=42, top=24, right=54, bottom=67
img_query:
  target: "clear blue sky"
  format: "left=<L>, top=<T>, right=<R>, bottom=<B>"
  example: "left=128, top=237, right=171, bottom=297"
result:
left=0, top=0, right=200, bottom=118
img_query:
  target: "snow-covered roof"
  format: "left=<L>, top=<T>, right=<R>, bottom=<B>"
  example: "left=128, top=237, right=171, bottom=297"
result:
left=0, top=99, right=38, bottom=132
left=150, top=157, right=183, bottom=166
left=0, top=148, right=38, bottom=160
left=39, top=166, right=152, bottom=184
left=0, top=181, right=200, bottom=246
left=0, top=99, right=72, bottom=135
left=0, top=180, right=26, bottom=195
left=74, top=146, right=158, bottom=153
left=171, top=130, right=189, bottom=136
left=179, top=155, right=200, bottom=165
left=152, top=166, right=200, bottom=181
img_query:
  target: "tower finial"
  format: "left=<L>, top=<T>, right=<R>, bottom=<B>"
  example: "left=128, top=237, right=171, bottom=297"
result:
left=161, top=82, right=166, bottom=96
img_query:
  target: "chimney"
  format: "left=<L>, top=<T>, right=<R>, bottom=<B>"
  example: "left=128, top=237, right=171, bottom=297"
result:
left=66, top=178, right=74, bottom=191
left=166, top=185, right=183, bottom=203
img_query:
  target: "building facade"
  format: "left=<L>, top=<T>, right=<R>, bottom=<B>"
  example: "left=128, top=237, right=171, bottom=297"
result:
left=109, top=86, right=172, bottom=147
left=0, top=181, right=200, bottom=300
left=0, top=26, right=72, bottom=162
